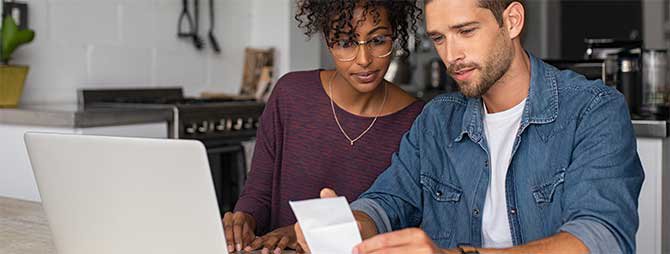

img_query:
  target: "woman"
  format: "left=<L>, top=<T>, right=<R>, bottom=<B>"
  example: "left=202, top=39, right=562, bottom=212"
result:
left=223, top=1, right=423, bottom=253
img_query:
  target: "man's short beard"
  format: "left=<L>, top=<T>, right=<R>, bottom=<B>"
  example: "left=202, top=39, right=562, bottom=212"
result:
left=454, top=30, right=514, bottom=98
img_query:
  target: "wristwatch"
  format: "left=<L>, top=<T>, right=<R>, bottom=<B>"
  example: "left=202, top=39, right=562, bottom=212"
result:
left=457, top=245, right=480, bottom=254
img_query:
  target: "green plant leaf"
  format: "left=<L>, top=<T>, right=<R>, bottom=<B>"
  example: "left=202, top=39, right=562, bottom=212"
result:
left=1, top=15, right=35, bottom=64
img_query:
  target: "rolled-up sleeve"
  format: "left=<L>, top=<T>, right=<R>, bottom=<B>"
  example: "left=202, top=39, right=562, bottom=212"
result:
left=560, top=219, right=622, bottom=254
left=350, top=198, right=393, bottom=234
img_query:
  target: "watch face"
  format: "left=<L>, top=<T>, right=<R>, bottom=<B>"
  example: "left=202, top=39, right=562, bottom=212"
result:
left=459, top=245, right=479, bottom=254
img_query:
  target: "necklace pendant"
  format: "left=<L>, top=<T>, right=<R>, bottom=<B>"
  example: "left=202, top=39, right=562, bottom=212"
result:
left=350, top=140, right=354, bottom=146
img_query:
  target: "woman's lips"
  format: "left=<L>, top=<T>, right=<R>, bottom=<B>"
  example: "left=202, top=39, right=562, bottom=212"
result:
left=352, top=70, right=379, bottom=84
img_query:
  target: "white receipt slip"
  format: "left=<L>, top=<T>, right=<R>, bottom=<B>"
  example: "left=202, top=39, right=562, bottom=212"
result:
left=289, top=197, right=362, bottom=254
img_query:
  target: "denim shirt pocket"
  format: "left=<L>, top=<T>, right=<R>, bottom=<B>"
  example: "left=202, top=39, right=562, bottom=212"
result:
left=531, top=168, right=566, bottom=206
left=421, top=175, right=463, bottom=202
left=420, top=175, right=462, bottom=246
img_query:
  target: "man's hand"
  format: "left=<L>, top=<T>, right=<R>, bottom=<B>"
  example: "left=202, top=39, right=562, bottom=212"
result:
left=222, top=211, right=256, bottom=252
left=352, top=228, right=456, bottom=254
left=244, top=225, right=302, bottom=254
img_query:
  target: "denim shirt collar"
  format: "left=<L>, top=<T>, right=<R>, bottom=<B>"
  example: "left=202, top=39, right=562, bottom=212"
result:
left=456, top=52, right=559, bottom=143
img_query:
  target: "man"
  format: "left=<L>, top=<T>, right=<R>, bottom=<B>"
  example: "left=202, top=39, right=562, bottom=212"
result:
left=296, top=0, right=644, bottom=253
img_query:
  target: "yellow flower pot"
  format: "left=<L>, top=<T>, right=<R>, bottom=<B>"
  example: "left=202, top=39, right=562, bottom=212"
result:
left=0, top=65, right=28, bottom=108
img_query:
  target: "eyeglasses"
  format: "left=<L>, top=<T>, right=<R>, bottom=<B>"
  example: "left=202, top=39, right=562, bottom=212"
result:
left=329, top=35, right=394, bottom=62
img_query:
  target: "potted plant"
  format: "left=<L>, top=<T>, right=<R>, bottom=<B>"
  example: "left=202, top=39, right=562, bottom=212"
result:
left=0, top=15, right=34, bottom=108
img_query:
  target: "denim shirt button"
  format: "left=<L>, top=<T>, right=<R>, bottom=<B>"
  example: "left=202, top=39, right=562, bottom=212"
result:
left=473, top=208, right=480, bottom=216
left=510, top=208, right=517, bottom=215
left=484, top=160, right=489, bottom=167
left=436, top=191, right=443, bottom=197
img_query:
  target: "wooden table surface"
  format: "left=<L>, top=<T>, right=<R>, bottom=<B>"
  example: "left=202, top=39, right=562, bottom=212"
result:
left=0, top=196, right=296, bottom=254
left=0, top=196, right=56, bottom=254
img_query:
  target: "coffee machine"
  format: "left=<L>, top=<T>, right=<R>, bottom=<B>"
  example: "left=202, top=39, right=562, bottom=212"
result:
left=583, top=39, right=670, bottom=119
left=549, top=39, right=651, bottom=118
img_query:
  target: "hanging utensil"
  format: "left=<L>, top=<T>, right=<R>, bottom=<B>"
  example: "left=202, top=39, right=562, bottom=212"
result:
left=208, top=0, right=221, bottom=53
left=177, top=0, right=194, bottom=37
left=191, top=0, right=204, bottom=50
left=177, top=0, right=203, bottom=50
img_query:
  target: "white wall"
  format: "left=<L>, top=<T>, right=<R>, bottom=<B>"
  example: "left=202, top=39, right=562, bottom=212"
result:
left=6, top=0, right=321, bottom=105
left=250, top=0, right=290, bottom=78
left=249, top=0, right=321, bottom=78
left=288, top=0, right=322, bottom=72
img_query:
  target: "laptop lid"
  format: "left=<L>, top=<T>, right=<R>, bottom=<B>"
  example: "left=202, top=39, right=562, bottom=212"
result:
left=24, top=132, right=228, bottom=254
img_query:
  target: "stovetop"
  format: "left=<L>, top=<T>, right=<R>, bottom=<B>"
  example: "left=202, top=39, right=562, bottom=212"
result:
left=80, top=87, right=254, bottom=106
left=79, top=88, right=265, bottom=141
left=107, top=97, right=231, bottom=104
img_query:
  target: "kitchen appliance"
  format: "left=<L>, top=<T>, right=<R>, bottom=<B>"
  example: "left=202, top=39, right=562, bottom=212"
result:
left=618, top=54, right=642, bottom=115
left=544, top=59, right=608, bottom=84
left=641, top=49, right=669, bottom=118
left=584, top=39, right=642, bottom=60
left=385, top=51, right=413, bottom=85
left=425, top=57, right=456, bottom=92
left=545, top=56, right=646, bottom=117
left=79, top=87, right=265, bottom=215
left=581, top=39, right=645, bottom=116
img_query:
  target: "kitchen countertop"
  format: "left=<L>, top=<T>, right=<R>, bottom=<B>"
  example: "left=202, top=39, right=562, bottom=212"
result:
left=632, top=120, right=670, bottom=138
left=0, top=104, right=173, bottom=128
left=0, top=196, right=296, bottom=254
left=0, top=104, right=667, bottom=138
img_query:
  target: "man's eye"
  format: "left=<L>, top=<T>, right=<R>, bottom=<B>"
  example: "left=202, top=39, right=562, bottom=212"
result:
left=431, top=35, right=445, bottom=43
left=460, top=28, right=475, bottom=35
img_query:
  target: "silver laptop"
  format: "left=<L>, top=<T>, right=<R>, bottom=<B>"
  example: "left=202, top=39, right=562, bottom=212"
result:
left=24, top=132, right=228, bottom=254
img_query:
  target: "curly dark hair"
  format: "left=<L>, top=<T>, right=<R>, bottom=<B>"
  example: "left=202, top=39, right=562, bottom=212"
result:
left=294, top=0, right=422, bottom=54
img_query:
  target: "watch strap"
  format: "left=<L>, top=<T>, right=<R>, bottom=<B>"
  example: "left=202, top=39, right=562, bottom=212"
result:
left=457, top=245, right=480, bottom=254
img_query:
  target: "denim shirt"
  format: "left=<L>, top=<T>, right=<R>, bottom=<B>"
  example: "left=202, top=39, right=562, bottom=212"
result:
left=350, top=53, right=644, bottom=253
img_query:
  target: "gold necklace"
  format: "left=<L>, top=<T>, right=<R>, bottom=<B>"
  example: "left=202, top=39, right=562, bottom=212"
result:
left=328, top=71, right=388, bottom=146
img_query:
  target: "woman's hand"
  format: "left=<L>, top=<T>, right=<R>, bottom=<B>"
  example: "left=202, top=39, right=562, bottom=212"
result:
left=244, top=225, right=303, bottom=254
left=222, top=211, right=256, bottom=252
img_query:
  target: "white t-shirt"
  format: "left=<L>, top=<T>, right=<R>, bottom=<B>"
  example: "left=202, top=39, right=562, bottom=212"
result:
left=481, top=98, right=526, bottom=248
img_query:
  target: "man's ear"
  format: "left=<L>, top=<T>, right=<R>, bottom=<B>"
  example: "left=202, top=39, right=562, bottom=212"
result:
left=503, top=2, right=525, bottom=40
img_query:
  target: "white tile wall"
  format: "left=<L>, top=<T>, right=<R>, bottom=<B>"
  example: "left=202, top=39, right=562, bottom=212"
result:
left=15, top=44, right=88, bottom=103
left=120, top=1, right=156, bottom=48
left=154, top=47, right=207, bottom=93
left=49, top=1, right=120, bottom=45
left=250, top=0, right=290, bottom=78
left=88, top=45, right=154, bottom=85
left=8, top=0, right=312, bottom=105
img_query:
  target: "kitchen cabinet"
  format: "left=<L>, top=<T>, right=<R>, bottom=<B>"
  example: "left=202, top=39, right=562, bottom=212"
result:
left=634, top=120, right=670, bottom=254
